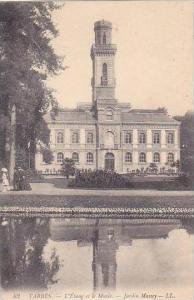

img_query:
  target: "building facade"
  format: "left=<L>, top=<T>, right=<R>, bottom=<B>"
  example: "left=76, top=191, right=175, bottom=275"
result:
left=35, top=20, right=180, bottom=174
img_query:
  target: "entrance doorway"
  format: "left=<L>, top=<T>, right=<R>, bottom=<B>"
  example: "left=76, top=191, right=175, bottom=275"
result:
left=105, top=152, right=115, bottom=171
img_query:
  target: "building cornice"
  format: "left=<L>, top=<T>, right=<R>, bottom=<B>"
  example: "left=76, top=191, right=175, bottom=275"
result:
left=47, top=120, right=180, bottom=127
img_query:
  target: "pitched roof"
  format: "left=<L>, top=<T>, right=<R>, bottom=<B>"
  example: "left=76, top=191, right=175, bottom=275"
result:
left=44, top=108, right=180, bottom=125
left=44, top=109, right=95, bottom=123
left=121, top=110, right=180, bottom=124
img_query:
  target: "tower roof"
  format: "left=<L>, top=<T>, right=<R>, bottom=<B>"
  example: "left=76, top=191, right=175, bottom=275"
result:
left=94, top=20, right=112, bottom=30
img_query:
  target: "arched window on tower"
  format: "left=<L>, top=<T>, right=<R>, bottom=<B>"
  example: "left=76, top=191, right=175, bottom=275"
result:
left=97, top=32, right=101, bottom=44
left=103, top=63, right=107, bottom=77
left=101, top=63, right=108, bottom=86
left=103, top=32, right=106, bottom=45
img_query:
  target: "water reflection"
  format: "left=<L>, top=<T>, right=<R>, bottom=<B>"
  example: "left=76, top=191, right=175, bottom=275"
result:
left=0, top=218, right=60, bottom=289
left=0, top=217, right=193, bottom=292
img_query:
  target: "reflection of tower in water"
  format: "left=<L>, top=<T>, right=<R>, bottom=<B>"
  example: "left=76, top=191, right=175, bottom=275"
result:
left=92, top=221, right=119, bottom=290
left=49, top=218, right=186, bottom=291
left=1, top=217, right=193, bottom=291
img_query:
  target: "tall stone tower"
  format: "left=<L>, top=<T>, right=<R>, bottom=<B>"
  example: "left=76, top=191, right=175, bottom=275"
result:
left=91, top=20, right=117, bottom=104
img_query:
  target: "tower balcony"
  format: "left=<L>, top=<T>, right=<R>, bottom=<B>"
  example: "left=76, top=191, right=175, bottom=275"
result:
left=91, top=44, right=117, bottom=57
left=93, top=44, right=117, bottom=49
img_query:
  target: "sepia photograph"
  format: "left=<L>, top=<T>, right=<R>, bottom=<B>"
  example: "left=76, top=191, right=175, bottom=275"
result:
left=0, top=1, right=193, bottom=300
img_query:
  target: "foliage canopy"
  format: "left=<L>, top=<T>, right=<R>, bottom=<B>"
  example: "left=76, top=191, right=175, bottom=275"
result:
left=0, top=2, right=64, bottom=167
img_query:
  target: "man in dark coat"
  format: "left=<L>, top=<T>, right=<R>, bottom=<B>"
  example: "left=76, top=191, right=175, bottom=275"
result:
left=13, top=167, right=20, bottom=191
left=18, top=167, right=25, bottom=190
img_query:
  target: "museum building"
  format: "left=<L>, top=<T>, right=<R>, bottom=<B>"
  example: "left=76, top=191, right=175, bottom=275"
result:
left=35, top=20, right=180, bottom=174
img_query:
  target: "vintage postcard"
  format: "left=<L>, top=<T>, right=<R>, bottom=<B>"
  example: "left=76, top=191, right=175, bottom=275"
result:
left=0, top=1, right=193, bottom=300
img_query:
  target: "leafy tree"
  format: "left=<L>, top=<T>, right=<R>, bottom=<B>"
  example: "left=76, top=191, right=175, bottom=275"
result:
left=174, top=111, right=194, bottom=185
left=15, top=146, right=29, bottom=170
left=41, top=147, right=54, bottom=164
left=61, top=158, right=75, bottom=179
left=0, top=2, right=64, bottom=177
left=0, top=217, right=61, bottom=289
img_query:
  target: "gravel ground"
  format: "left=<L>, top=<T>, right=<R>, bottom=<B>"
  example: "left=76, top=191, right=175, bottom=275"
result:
left=0, top=183, right=193, bottom=211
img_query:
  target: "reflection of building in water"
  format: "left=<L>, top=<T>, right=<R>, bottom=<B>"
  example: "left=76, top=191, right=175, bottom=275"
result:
left=182, top=218, right=194, bottom=235
left=92, top=224, right=119, bottom=290
left=0, top=218, right=55, bottom=290
left=50, top=218, right=182, bottom=290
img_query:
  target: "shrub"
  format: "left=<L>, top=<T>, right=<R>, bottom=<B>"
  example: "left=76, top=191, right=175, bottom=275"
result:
left=71, top=169, right=132, bottom=189
left=61, top=158, right=75, bottom=179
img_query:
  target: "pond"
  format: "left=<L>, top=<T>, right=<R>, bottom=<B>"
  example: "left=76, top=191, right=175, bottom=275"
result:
left=0, top=217, right=193, bottom=300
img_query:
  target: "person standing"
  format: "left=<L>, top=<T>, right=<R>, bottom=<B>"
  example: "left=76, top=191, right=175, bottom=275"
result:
left=18, top=167, right=24, bottom=190
left=1, top=168, right=10, bottom=192
left=13, top=167, right=20, bottom=191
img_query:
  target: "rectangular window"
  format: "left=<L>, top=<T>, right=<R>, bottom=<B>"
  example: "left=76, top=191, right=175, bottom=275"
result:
left=86, top=132, right=94, bottom=144
left=124, top=131, right=132, bottom=144
left=56, top=132, right=64, bottom=144
left=152, top=131, right=160, bottom=144
left=72, top=131, right=79, bottom=144
left=166, top=132, right=174, bottom=144
left=138, top=132, right=146, bottom=144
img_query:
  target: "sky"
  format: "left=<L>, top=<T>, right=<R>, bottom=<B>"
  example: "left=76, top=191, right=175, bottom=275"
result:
left=47, top=0, right=193, bottom=116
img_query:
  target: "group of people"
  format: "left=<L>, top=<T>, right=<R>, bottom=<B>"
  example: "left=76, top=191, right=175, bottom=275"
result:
left=74, top=169, right=131, bottom=188
left=0, top=167, right=31, bottom=192
left=13, top=167, right=31, bottom=191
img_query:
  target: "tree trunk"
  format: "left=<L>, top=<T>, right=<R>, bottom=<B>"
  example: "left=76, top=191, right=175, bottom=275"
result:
left=9, top=104, right=16, bottom=185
